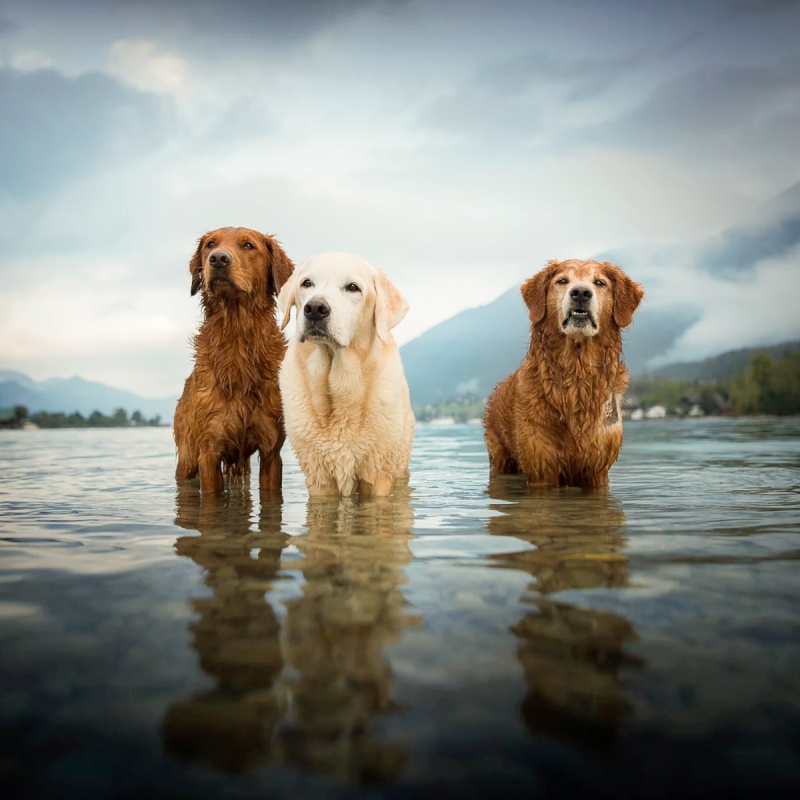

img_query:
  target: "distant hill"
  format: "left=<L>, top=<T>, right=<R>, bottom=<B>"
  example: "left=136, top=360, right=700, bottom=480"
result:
left=400, top=287, right=701, bottom=406
left=652, top=341, right=800, bottom=382
left=0, top=370, right=176, bottom=423
left=401, top=180, right=800, bottom=406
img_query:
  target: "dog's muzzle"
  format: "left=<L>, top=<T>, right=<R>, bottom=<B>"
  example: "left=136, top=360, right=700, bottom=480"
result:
left=207, top=249, right=235, bottom=289
left=300, top=297, right=332, bottom=342
left=562, top=285, right=597, bottom=330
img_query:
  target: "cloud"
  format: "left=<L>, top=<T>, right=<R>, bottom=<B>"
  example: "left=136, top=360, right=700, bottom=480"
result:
left=8, top=48, right=53, bottom=71
left=1, top=0, right=401, bottom=56
left=0, top=66, right=173, bottom=198
left=654, top=244, right=800, bottom=364
left=0, top=256, right=198, bottom=396
left=729, top=0, right=800, bottom=17
left=422, top=49, right=637, bottom=146
left=107, top=40, right=188, bottom=95
left=696, top=207, right=800, bottom=280
left=0, top=0, right=798, bottom=397
left=578, top=57, right=800, bottom=162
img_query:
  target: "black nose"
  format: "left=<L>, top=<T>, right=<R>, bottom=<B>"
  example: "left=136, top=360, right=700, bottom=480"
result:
left=304, top=299, right=331, bottom=321
left=208, top=249, right=232, bottom=270
left=570, top=286, right=593, bottom=303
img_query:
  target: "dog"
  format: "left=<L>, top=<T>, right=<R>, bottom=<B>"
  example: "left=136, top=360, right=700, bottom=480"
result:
left=277, top=252, right=414, bottom=497
left=174, top=226, right=294, bottom=493
left=484, top=259, right=644, bottom=488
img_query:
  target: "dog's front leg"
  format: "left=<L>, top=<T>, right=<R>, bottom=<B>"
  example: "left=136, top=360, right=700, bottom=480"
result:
left=516, top=446, right=561, bottom=488
left=259, top=449, right=283, bottom=494
left=198, top=452, right=224, bottom=493
left=306, top=477, right=340, bottom=497
left=359, top=472, right=395, bottom=497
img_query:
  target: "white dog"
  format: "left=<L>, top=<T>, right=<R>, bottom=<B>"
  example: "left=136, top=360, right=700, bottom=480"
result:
left=278, top=252, right=414, bottom=497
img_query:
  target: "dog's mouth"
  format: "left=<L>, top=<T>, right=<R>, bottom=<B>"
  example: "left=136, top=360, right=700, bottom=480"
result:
left=562, top=308, right=597, bottom=330
left=208, top=273, right=242, bottom=293
left=300, top=324, right=334, bottom=344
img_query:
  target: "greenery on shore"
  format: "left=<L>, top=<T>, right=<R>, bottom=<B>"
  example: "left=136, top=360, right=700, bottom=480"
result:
left=4, top=350, right=797, bottom=429
left=1, top=406, right=163, bottom=429
left=414, top=350, right=800, bottom=420
left=630, top=350, right=800, bottom=416
left=414, top=395, right=486, bottom=423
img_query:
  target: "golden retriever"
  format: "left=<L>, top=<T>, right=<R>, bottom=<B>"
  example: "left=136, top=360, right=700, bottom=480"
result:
left=174, top=226, right=294, bottom=493
left=484, top=259, right=644, bottom=488
left=277, top=251, right=414, bottom=497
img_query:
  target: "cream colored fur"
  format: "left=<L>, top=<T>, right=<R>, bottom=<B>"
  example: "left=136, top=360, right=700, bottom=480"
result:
left=278, top=252, right=414, bottom=497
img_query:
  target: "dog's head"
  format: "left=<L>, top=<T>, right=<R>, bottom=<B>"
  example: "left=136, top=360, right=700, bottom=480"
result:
left=521, top=259, right=643, bottom=338
left=189, top=227, right=294, bottom=303
left=277, top=252, right=408, bottom=348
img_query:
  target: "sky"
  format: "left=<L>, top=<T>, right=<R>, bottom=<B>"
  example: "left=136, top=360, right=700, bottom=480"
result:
left=0, top=0, right=798, bottom=398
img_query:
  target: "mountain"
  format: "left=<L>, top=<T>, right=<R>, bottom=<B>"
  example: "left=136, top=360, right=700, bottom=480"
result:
left=0, top=371, right=176, bottom=422
left=402, top=181, right=800, bottom=406
left=400, top=288, right=701, bottom=406
left=652, top=340, right=800, bottom=382
left=694, top=181, right=800, bottom=279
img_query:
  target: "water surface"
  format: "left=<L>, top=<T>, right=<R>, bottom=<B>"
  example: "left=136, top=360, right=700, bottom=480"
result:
left=1, top=419, right=799, bottom=798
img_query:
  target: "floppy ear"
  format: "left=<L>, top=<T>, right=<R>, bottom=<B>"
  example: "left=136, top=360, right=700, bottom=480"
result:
left=374, top=268, right=409, bottom=344
left=264, top=235, right=295, bottom=297
left=277, top=270, right=300, bottom=331
left=189, top=238, right=204, bottom=296
left=521, top=261, right=559, bottom=325
left=602, top=262, right=644, bottom=328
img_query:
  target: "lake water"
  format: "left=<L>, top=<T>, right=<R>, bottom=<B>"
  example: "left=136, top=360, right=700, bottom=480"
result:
left=1, top=419, right=799, bottom=799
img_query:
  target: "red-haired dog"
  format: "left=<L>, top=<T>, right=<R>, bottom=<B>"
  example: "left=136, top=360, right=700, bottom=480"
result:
left=174, top=227, right=294, bottom=493
left=484, top=259, right=643, bottom=488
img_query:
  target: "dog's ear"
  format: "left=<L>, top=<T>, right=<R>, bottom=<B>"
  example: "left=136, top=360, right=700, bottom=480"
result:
left=374, top=268, right=408, bottom=344
left=277, top=270, right=300, bottom=331
left=603, top=262, right=644, bottom=328
left=189, top=237, right=204, bottom=296
left=264, top=235, right=295, bottom=297
left=521, top=261, right=559, bottom=324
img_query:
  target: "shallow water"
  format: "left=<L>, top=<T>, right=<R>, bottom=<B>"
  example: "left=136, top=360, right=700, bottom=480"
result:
left=1, top=419, right=799, bottom=799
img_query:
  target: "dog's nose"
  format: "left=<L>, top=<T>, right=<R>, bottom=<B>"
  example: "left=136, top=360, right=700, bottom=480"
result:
left=304, top=299, right=331, bottom=321
left=208, top=249, right=232, bottom=270
left=570, top=285, right=593, bottom=303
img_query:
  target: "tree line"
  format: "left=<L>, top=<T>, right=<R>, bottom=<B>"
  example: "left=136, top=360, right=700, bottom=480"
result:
left=4, top=406, right=163, bottom=428
left=630, top=350, right=800, bottom=416
left=412, top=350, right=800, bottom=421
left=6, top=351, right=797, bottom=429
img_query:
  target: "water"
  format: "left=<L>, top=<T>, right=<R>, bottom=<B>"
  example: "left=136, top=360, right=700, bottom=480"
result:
left=1, top=419, right=799, bottom=799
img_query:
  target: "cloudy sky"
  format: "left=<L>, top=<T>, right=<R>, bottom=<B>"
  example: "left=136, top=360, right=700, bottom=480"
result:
left=0, top=0, right=798, bottom=397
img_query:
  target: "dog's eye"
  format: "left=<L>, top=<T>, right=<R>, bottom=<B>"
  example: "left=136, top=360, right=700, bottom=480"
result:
left=555, top=278, right=568, bottom=285
left=594, top=279, right=606, bottom=287
left=344, top=283, right=361, bottom=293
left=242, top=242, right=254, bottom=250
left=206, top=241, right=215, bottom=249
left=301, top=279, right=313, bottom=288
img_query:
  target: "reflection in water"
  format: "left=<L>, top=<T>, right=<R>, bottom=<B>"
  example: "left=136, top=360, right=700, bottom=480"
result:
left=164, top=483, right=417, bottom=784
left=280, top=489, right=418, bottom=783
left=487, top=476, right=643, bottom=751
left=165, top=484, right=289, bottom=771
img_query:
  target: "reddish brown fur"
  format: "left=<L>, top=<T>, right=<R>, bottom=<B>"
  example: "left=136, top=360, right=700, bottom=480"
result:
left=484, top=259, right=644, bottom=488
left=174, top=227, right=294, bottom=493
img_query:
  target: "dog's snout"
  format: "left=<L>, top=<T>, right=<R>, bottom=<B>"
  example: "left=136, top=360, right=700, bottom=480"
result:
left=304, top=298, right=331, bottom=322
left=209, top=249, right=232, bottom=270
left=570, top=285, right=593, bottom=303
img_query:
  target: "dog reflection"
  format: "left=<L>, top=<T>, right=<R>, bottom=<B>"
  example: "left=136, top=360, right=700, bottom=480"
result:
left=279, top=489, right=417, bottom=783
left=164, top=485, right=416, bottom=783
left=164, top=485, right=289, bottom=771
left=487, top=476, right=642, bottom=751
left=487, top=475, right=628, bottom=595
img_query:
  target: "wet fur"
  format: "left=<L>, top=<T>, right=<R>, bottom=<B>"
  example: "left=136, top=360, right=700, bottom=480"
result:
left=484, top=259, right=643, bottom=488
left=278, top=253, right=414, bottom=497
left=174, top=227, right=294, bottom=493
